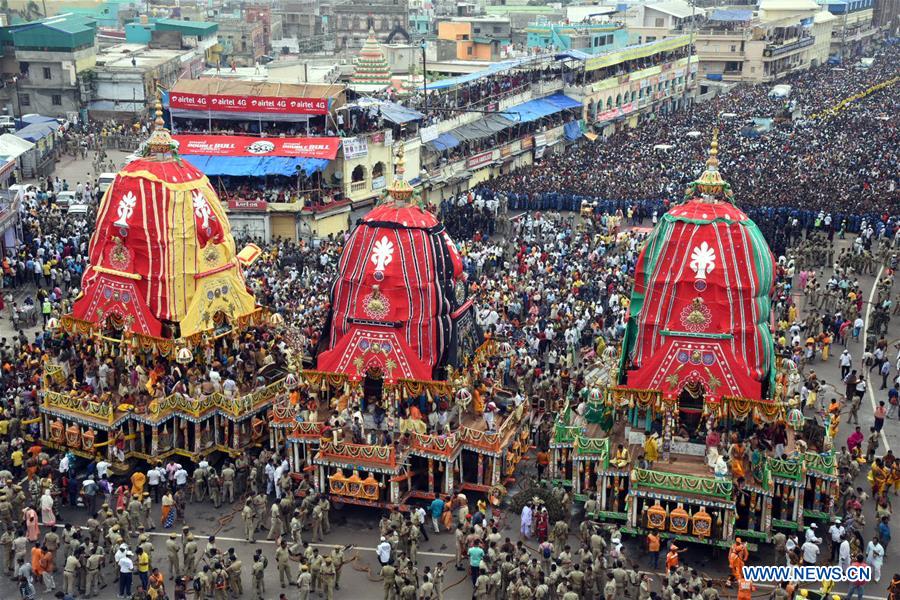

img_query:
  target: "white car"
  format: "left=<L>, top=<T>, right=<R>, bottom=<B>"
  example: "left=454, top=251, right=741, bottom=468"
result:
left=97, top=172, right=116, bottom=193
left=55, top=190, right=77, bottom=208
left=67, top=202, right=90, bottom=215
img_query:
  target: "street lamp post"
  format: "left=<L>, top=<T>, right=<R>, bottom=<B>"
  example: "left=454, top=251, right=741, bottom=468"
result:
left=682, top=0, right=697, bottom=109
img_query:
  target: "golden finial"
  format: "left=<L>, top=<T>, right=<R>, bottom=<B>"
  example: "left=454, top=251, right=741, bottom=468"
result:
left=706, top=127, right=719, bottom=170
left=385, top=144, right=414, bottom=203
left=685, top=127, right=733, bottom=203
left=145, top=83, right=175, bottom=156
left=154, top=92, right=164, bottom=130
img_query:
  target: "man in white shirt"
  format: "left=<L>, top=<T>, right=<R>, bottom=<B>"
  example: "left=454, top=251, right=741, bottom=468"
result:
left=174, top=466, right=188, bottom=489
left=828, top=520, right=845, bottom=562
left=147, top=465, right=162, bottom=504
left=376, top=537, right=392, bottom=566
left=805, top=523, right=821, bottom=544
left=96, top=459, right=111, bottom=479
left=839, top=536, right=851, bottom=572
left=801, top=540, right=819, bottom=566
left=117, top=548, right=134, bottom=598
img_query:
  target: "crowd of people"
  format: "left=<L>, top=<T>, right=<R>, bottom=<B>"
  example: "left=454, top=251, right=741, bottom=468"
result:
left=0, top=33, right=897, bottom=600
left=480, top=44, right=900, bottom=236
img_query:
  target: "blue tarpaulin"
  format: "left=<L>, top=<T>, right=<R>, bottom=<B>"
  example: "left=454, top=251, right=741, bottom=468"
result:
left=564, top=120, right=582, bottom=141
left=377, top=102, right=425, bottom=124
left=709, top=9, right=753, bottom=21
left=422, top=56, right=549, bottom=91
left=181, top=155, right=330, bottom=177
left=503, top=93, right=582, bottom=123
left=426, top=133, right=461, bottom=152
left=16, top=119, right=60, bottom=143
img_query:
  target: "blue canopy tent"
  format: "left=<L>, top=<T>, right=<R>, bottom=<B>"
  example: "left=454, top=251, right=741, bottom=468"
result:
left=502, top=93, right=582, bottom=123
left=426, top=133, right=461, bottom=152
left=180, top=155, right=330, bottom=177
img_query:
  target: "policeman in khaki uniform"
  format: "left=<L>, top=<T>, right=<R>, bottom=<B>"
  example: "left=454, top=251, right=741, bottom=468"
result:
left=297, top=563, right=312, bottom=600
left=85, top=548, right=105, bottom=597
left=63, top=552, right=81, bottom=596
left=381, top=562, right=397, bottom=600
left=252, top=551, right=267, bottom=600
left=275, top=539, right=292, bottom=588
left=225, top=549, right=242, bottom=597
left=241, top=500, right=255, bottom=542
left=221, top=464, right=235, bottom=504
left=321, top=555, right=337, bottom=600
left=165, top=533, right=181, bottom=580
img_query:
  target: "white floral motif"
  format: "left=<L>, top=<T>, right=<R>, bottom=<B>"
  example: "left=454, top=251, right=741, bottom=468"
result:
left=113, top=191, right=137, bottom=228
left=192, top=191, right=213, bottom=232
left=370, top=236, right=395, bottom=273
left=690, top=242, right=716, bottom=280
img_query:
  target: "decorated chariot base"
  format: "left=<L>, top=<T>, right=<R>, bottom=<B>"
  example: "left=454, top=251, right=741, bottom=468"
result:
left=39, top=104, right=279, bottom=470
left=549, top=132, right=838, bottom=548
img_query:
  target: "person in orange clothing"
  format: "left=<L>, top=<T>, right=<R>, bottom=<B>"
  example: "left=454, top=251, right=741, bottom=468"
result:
left=736, top=577, right=756, bottom=600
left=728, top=537, right=749, bottom=586
left=665, top=543, right=686, bottom=574
left=30, top=544, right=44, bottom=582
left=39, top=546, right=55, bottom=591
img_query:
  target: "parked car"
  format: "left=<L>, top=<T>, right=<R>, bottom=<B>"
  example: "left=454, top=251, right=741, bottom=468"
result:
left=67, top=202, right=90, bottom=215
left=97, top=172, right=116, bottom=194
left=55, top=191, right=77, bottom=208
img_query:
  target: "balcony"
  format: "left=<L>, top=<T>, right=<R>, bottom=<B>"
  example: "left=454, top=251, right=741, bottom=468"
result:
left=349, top=180, right=368, bottom=193
left=763, top=36, right=814, bottom=58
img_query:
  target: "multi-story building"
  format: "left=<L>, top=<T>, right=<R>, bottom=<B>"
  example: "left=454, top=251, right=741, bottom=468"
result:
left=436, top=17, right=512, bottom=61
left=525, top=22, right=629, bottom=55
left=275, top=0, right=325, bottom=49
left=246, top=5, right=284, bottom=55
left=217, top=18, right=266, bottom=67
left=0, top=13, right=98, bottom=118
left=125, top=18, right=219, bottom=67
left=330, top=0, right=410, bottom=51
left=818, top=0, right=879, bottom=59
left=625, top=1, right=703, bottom=44
left=88, top=43, right=194, bottom=123
left=695, top=1, right=831, bottom=83
left=873, top=0, right=900, bottom=33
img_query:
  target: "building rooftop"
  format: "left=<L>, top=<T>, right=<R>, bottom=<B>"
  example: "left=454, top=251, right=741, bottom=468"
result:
left=759, top=0, right=820, bottom=10
left=155, top=18, right=218, bottom=37
left=646, top=1, right=699, bottom=20
left=96, top=43, right=189, bottom=70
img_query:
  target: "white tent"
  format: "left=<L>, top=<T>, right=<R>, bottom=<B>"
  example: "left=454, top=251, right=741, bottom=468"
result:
left=0, top=133, right=34, bottom=163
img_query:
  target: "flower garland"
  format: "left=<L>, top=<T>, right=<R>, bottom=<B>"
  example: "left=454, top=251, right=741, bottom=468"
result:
left=632, top=467, right=733, bottom=499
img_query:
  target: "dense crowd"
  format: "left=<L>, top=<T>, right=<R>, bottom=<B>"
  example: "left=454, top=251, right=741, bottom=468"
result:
left=0, top=37, right=898, bottom=600
left=482, top=45, right=900, bottom=231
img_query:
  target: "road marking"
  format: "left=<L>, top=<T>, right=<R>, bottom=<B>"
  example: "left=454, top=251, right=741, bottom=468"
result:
left=863, top=264, right=889, bottom=452
left=63, top=524, right=457, bottom=558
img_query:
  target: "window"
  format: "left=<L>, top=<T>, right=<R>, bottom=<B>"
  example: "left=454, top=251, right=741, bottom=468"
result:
left=654, top=17, right=664, bottom=27
left=42, top=67, right=51, bottom=79
left=730, top=45, right=736, bottom=52
left=51, top=94, right=61, bottom=106
left=18, top=94, right=29, bottom=107
left=467, top=45, right=473, bottom=56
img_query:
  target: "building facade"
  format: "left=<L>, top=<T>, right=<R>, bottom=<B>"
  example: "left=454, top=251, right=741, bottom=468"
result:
left=1, top=14, right=98, bottom=118
left=525, top=23, right=629, bottom=55
left=330, top=0, right=411, bottom=51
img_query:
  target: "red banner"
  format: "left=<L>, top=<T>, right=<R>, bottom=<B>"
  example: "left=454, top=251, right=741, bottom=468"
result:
left=168, top=92, right=330, bottom=115
left=227, top=198, right=268, bottom=212
left=173, top=135, right=341, bottom=160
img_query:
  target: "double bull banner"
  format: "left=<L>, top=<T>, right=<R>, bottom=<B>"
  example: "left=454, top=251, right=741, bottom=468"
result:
left=172, top=135, right=341, bottom=160
left=168, top=92, right=330, bottom=115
